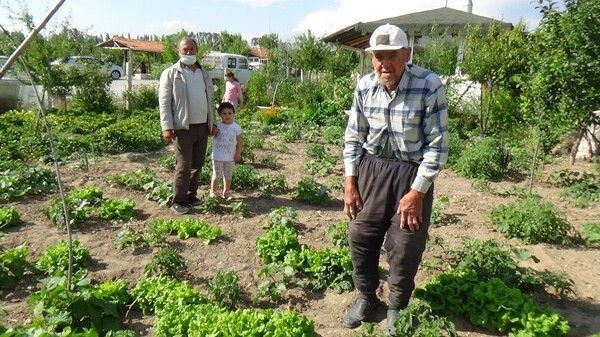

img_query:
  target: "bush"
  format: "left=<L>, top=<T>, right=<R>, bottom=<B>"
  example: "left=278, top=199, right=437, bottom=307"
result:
left=327, top=221, right=349, bottom=247
left=125, top=84, right=158, bottom=111
left=144, top=247, right=187, bottom=278
left=393, top=302, right=457, bottom=337
left=582, top=223, right=600, bottom=247
left=454, top=137, right=507, bottom=180
left=292, top=177, right=331, bottom=206
left=490, top=196, right=573, bottom=245
left=208, top=271, right=241, bottom=308
left=70, top=65, right=115, bottom=114
left=232, top=164, right=261, bottom=189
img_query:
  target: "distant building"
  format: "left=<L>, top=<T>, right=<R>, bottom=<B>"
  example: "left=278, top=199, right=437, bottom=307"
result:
left=247, top=46, right=269, bottom=70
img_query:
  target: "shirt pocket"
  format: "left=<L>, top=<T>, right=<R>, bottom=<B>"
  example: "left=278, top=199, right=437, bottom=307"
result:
left=400, top=102, right=425, bottom=141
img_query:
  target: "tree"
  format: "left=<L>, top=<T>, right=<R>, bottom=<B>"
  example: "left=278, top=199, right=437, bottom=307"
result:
left=461, top=22, right=530, bottom=135
left=522, top=0, right=600, bottom=161
left=218, top=31, right=248, bottom=55
left=323, top=46, right=358, bottom=78
left=290, top=31, right=326, bottom=81
left=412, top=25, right=459, bottom=76
left=251, top=33, right=279, bottom=49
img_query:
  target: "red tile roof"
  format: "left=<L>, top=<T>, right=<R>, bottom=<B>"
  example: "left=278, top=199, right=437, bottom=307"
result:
left=97, top=36, right=164, bottom=53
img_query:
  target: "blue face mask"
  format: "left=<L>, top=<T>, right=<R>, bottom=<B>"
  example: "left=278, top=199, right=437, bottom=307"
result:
left=179, top=54, right=196, bottom=65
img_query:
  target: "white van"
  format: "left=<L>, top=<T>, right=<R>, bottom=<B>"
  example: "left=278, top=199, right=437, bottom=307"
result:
left=201, top=51, right=252, bottom=85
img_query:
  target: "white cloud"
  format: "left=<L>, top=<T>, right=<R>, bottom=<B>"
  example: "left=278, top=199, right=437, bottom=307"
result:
left=295, top=0, right=535, bottom=37
left=233, top=0, right=290, bottom=7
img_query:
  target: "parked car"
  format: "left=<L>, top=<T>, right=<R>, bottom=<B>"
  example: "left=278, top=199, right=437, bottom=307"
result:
left=50, top=56, right=124, bottom=80
left=201, top=52, right=252, bottom=85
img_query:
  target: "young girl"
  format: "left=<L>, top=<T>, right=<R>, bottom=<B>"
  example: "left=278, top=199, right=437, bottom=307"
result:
left=222, top=71, right=244, bottom=109
left=211, top=102, right=243, bottom=200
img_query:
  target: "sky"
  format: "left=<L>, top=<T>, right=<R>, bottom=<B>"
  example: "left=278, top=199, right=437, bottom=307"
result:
left=0, top=0, right=545, bottom=43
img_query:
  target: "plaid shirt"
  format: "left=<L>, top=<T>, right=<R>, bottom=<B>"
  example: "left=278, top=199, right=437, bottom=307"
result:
left=343, top=64, right=449, bottom=193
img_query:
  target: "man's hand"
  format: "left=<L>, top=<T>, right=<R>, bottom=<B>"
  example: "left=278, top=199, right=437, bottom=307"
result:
left=396, top=189, right=424, bottom=232
left=234, top=153, right=242, bottom=163
left=211, top=124, right=219, bottom=136
left=163, top=130, right=175, bottom=143
left=343, top=176, right=363, bottom=220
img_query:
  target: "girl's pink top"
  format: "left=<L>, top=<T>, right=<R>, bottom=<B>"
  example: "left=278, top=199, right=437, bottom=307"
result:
left=222, top=80, right=243, bottom=106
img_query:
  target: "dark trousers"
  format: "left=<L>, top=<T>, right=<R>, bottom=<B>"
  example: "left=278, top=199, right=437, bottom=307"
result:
left=173, top=123, right=209, bottom=204
left=349, top=153, right=433, bottom=310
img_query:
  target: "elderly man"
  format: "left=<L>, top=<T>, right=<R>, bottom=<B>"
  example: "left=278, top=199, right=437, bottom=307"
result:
left=342, top=24, right=448, bottom=335
left=159, top=37, right=217, bottom=214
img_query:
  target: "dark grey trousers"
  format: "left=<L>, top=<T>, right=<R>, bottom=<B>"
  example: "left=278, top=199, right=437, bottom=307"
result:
left=349, top=153, right=433, bottom=310
left=173, top=123, right=209, bottom=204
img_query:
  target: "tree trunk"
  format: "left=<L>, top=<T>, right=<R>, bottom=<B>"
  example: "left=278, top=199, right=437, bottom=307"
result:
left=569, top=126, right=585, bottom=165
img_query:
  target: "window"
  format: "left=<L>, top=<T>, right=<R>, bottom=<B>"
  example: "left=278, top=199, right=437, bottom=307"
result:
left=238, top=58, right=248, bottom=69
left=227, top=57, right=237, bottom=69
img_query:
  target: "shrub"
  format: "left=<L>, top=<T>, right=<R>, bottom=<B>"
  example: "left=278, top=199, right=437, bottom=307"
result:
left=232, top=164, right=261, bottom=189
left=231, top=201, right=250, bottom=217
left=549, top=170, right=599, bottom=207
left=393, top=302, right=457, bottom=337
left=115, top=225, right=149, bottom=249
left=208, top=271, right=241, bottom=308
left=582, top=223, right=600, bottom=247
left=144, top=247, right=187, bottom=278
left=327, top=220, right=349, bottom=247
left=200, top=195, right=221, bottom=213
left=264, top=206, right=297, bottom=229
left=322, top=125, right=345, bottom=147
left=125, top=84, right=158, bottom=111
left=454, top=137, right=507, bottom=180
left=70, top=65, right=115, bottom=114
left=0, top=207, right=20, bottom=229
left=292, top=177, right=331, bottom=206
left=258, top=173, right=288, bottom=193
left=490, top=196, right=573, bottom=245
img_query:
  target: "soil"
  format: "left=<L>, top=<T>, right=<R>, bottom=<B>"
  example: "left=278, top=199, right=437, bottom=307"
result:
left=1, top=138, right=599, bottom=337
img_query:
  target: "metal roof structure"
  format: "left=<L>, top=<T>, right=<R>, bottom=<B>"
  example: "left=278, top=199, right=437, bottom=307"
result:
left=322, top=6, right=513, bottom=50
left=97, top=36, right=164, bottom=53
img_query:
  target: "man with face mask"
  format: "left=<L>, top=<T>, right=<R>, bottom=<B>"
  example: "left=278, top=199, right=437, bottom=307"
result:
left=159, top=37, right=217, bottom=214
left=342, top=24, right=448, bottom=336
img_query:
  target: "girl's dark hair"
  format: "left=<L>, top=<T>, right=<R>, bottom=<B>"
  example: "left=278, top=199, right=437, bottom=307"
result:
left=218, top=101, right=235, bottom=114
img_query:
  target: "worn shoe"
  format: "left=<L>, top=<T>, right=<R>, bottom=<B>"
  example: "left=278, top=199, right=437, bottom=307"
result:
left=342, top=296, right=381, bottom=329
left=188, top=195, right=200, bottom=205
left=170, top=202, right=190, bottom=215
left=385, top=309, right=400, bottom=337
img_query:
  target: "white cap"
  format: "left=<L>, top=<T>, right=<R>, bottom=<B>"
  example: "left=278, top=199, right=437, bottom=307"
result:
left=365, top=24, right=409, bottom=51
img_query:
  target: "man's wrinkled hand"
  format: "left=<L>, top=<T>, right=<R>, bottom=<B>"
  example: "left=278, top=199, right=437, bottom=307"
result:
left=396, top=189, right=424, bottom=232
left=343, top=177, right=363, bottom=220
left=163, top=130, right=176, bottom=143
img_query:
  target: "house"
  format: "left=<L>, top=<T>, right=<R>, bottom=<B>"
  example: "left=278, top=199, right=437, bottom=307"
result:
left=322, top=5, right=512, bottom=75
left=247, top=46, right=269, bottom=70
